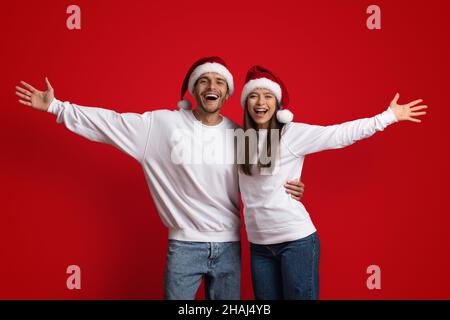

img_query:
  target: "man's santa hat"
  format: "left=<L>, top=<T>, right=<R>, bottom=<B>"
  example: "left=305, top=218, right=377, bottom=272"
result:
left=240, top=65, right=294, bottom=124
left=178, top=56, right=234, bottom=110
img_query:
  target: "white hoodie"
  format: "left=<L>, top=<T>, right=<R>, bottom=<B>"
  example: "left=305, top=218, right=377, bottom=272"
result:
left=47, top=98, right=241, bottom=242
left=238, top=107, right=398, bottom=244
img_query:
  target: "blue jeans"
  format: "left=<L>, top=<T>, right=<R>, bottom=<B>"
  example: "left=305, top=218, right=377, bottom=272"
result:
left=164, top=240, right=241, bottom=300
left=250, top=232, right=320, bottom=300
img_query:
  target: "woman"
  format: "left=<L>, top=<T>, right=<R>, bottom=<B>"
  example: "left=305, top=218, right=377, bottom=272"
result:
left=237, top=65, right=427, bottom=300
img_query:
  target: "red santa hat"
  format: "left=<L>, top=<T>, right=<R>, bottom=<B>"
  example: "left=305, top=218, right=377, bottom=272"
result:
left=240, top=65, right=294, bottom=124
left=178, top=56, right=234, bottom=110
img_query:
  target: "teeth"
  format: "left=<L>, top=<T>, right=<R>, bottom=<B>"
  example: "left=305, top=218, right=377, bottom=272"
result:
left=255, top=108, right=267, bottom=112
left=205, top=94, right=219, bottom=99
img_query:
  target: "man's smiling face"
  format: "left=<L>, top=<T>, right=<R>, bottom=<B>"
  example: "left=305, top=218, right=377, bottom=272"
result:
left=193, top=72, right=229, bottom=114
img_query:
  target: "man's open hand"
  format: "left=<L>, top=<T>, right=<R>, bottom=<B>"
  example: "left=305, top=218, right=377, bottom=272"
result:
left=15, top=77, right=54, bottom=112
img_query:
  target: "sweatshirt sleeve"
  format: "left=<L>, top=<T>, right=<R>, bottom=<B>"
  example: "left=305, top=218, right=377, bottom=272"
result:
left=285, top=107, right=398, bottom=157
left=47, top=97, right=152, bottom=162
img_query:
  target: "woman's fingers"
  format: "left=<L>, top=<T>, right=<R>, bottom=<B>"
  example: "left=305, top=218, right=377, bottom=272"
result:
left=391, top=93, right=400, bottom=105
left=411, top=105, right=428, bottom=112
left=18, top=99, right=32, bottom=106
left=406, top=99, right=423, bottom=108
left=20, top=81, right=37, bottom=92
left=408, top=117, right=421, bottom=123
left=410, top=111, right=427, bottom=117
left=290, top=195, right=302, bottom=201
left=15, top=86, right=32, bottom=96
left=15, top=91, right=31, bottom=100
left=408, top=103, right=427, bottom=121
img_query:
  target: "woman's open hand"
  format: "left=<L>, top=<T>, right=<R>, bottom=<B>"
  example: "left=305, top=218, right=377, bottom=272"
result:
left=390, top=93, right=427, bottom=123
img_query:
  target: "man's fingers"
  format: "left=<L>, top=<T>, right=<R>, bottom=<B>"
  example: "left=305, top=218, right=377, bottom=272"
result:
left=45, top=77, right=53, bottom=91
left=284, top=184, right=304, bottom=193
left=411, top=105, right=428, bottom=112
left=408, top=117, right=421, bottom=123
left=284, top=182, right=305, bottom=189
left=286, top=189, right=303, bottom=197
left=18, top=99, right=32, bottom=106
left=15, top=86, right=32, bottom=96
left=406, top=99, right=423, bottom=108
left=20, top=81, right=36, bottom=92
left=286, top=180, right=305, bottom=187
left=15, top=91, right=31, bottom=100
left=291, top=195, right=302, bottom=201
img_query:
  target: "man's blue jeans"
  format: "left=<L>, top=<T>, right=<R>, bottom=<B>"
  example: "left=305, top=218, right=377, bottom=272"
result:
left=164, top=240, right=241, bottom=300
left=250, top=232, right=320, bottom=300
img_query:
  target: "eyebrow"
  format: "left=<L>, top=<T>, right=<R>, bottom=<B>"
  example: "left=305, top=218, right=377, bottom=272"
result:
left=197, top=76, right=226, bottom=82
left=251, top=90, right=274, bottom=95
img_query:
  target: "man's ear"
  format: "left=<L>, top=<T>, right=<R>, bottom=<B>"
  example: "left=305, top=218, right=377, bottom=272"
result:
left=225, top=92, right=230, bottom=100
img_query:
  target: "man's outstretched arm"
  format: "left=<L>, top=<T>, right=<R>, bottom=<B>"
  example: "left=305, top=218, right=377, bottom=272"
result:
left=16, top=78, right=152, bottom=162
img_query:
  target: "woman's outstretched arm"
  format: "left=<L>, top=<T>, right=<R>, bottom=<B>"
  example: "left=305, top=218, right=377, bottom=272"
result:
left=285, top=93, right=428, bottom=157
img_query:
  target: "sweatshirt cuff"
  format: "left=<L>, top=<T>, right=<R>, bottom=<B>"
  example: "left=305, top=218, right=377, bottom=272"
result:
left=382, top=106, right=398, bottom=125
left=47, top=97, right=61, bottom=115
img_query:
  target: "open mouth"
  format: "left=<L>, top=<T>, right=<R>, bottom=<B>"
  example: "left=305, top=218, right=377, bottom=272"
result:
left=204, top=93, right=219, bottom=101
left=254, top=107, right=268, bottom=115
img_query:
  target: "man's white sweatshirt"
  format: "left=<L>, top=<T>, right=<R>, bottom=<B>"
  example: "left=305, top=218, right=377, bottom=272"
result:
left=238, top=107, right=398, bottom=245
left=47, top=98, right=241, bottom=242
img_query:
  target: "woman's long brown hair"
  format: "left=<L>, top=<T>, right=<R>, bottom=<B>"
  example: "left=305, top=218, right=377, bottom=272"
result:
left=240, top=103, right=285, bottom=176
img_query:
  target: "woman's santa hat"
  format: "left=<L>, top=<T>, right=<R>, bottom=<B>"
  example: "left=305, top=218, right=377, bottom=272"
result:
left=178, top=56, right=234, bottom=110
left=240, top=65, right=294, bottom=124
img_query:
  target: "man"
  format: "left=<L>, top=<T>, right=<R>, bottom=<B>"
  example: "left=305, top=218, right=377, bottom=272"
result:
left=15, top=56, right=305, bottom=300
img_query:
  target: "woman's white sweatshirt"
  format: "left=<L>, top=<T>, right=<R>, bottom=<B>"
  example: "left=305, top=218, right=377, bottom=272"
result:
left=47, top=98, right=241, bottom=242
left=238, top=107, right=398, bottom=245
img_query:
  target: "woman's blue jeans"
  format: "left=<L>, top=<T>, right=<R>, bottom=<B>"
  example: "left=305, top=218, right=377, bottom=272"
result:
left=250, top=232, right=320, bottom=300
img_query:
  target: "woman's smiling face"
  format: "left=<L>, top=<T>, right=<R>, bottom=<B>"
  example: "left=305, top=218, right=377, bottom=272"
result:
left=247, top=88, right=278, bottom=128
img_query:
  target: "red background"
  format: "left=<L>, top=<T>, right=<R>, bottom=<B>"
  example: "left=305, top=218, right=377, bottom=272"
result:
left=1, top=0, right=449, bottom=299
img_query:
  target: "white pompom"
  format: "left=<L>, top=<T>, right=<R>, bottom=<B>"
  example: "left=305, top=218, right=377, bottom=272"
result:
left=276, top=109, right=293, bottom=123
left=177, top=99, right=192, bottom=109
